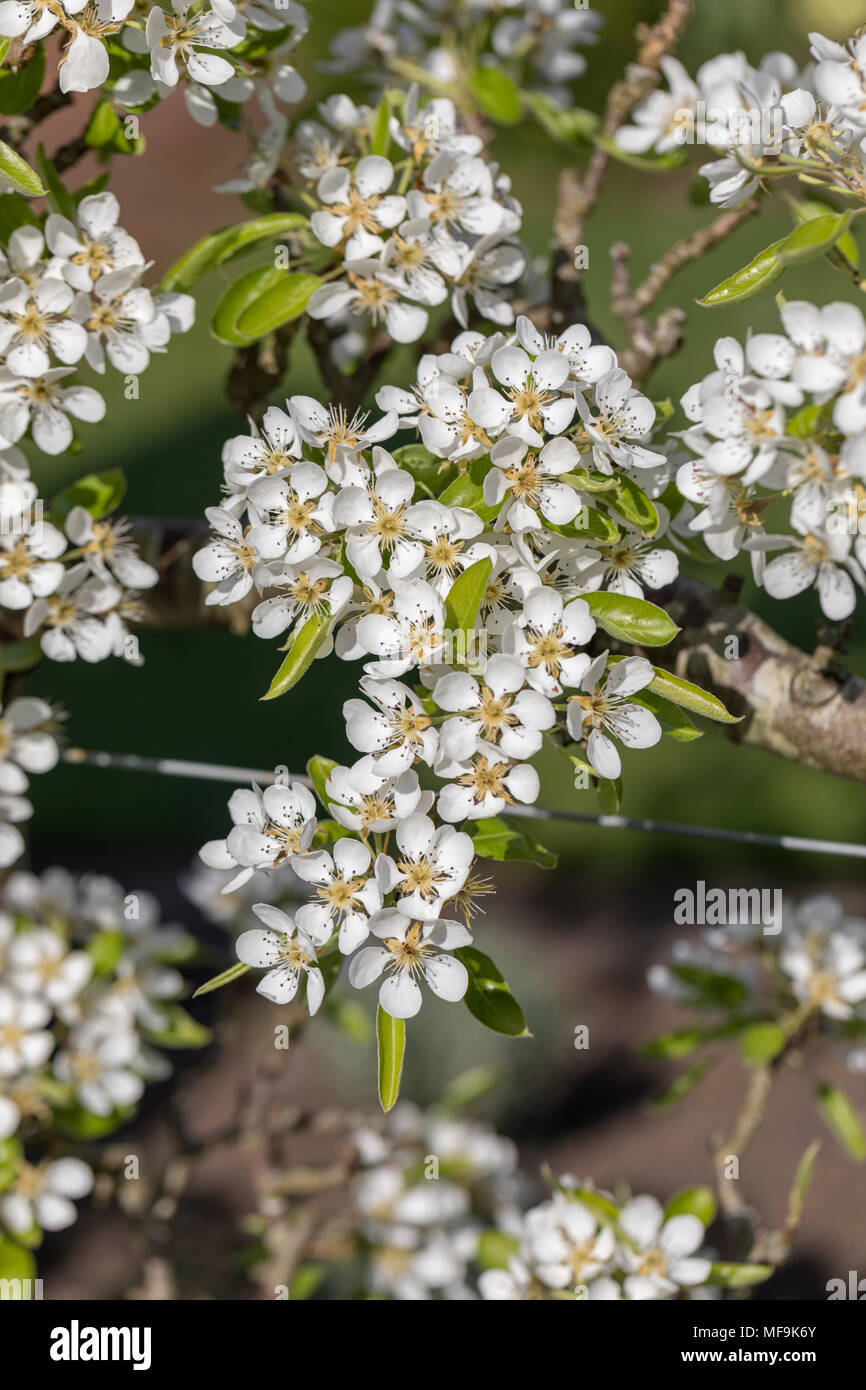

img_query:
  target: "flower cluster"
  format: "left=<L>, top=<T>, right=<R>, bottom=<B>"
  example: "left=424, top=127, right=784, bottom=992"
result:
left=615, top=28, right=866, bottom=208
left=292, top=86, right=526, bottom=346
left=193, top=316, right=695, bottom=1015
left=346, top=1099, right=520, bottom=1298
left=324, top=0, right=603, bottom=107
left=0, top=0, right=310, bottom=130
left=0, top=696, right=60, bottom=869
left=0, top=194, right=193, bottom=457
left=0, top=866, right=202, bottom=1246
left=647, top=893, right=866, bottom=1079
left=284, top=1097, right=734, bottom=1301
left=671, top=302, right=866, bottom=620
left=479, top=1182, right=715, bottom=1301
left=0, top=451, right=159, bottom=668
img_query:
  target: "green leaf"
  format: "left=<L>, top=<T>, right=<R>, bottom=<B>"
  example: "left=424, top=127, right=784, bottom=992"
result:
left=262, top=610, right=332, bottom=700
left=0, top=140, right=45, bottom=198
left=0, top=46, right=44, bottom=117
left=697, top=242, right=785, bottom=307
left=52, top=468, right=126, bottom=521
left=471, top=815, right=556, bottom=868
left=306, top=754, right=338, bottom=809
left=0, top=636, right=43, bottom=674
left=593, top=133, right=688, bottom=172
left=289, top=1264, right=326, bottom=1300
left=235, top=271, right=321, bottom=339
left=522, top=91, right=598, bottom=143
left=705, top=1262, right=774, bottom=1288
left=792, top=199, right=859, bottom=270
left=786, top=402, right=826, bottom=439
left=631, top=688, right=702, bottom=742
left=739, top=1021, right=786, bottom=1067
left=193, top=960, right=250, bottom=998
left=84, top=98, right=145, bottom=156
left=786, top=1139, right=820, bottom=1230
left=548, top=505, right=621, bottom=545
left=646, top=668, right=739, bottom=723
left=369, top=93, right=391, bottom=156
left=456, top=946, right=529, bottom=1037
left=578, top=591, right=679, bottom=647
left=55, top=1103, right=136, bottom=1140
left=638, top=1027, right=711, bottom=1059
left=439, top=1064, right=501, bottom=1113
left=606, top=475, right=659, bottom=535
left=0, top=1236, right=36, bottom=1289
left=211, top=264, right=285, bottom=345
left=469, top=66, right=522, bottom=124
left=597, top=776, right=622, bottom=814
left=697, top=215, right=852, bottom=309
left=439, top=471, right=500, bottom=524
left=671, top=963, right=748, bottom=1008
left=650, top=1058, right=715, bottom=1111
left=777, top=211, right=852, bottom=266
left=377, top=1005, right=405, bottom=1112
left=86, top=929, right=125, bottom=976
left=476, top=1228, right=520, bottom=1270
left=665, top=1186, right=717, bottom=1227
left=391, top=443, right=452, bottom=492
left=144, top=1003, right=211, bottom=1048
left=817, top=1082, right=866, bottom=1160
left=445, top=556, right=491, bottom=633
left=162, top=214, right=309, bottom=293
left=34, top=143, right=72, bottom=215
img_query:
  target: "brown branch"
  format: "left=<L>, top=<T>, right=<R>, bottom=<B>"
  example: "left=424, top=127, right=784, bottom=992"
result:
left=551, top=0, right=694, bottom=332
left=607, top=204, right=759, bottom=382
left=306, top=318, right=391, bottom=414
left=658, top=573, right=866, bottom=784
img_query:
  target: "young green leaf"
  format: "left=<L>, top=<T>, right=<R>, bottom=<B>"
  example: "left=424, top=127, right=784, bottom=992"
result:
left=211, top=264, right=285, bottom=345
left=0, top=46, right=44, bottom=118
left=739, top=1021, right=786, bottom=1067
left=817, top=1082, right=866, bottom=1160
left=578, top=591, right=679, bottom=647
left=0, top=140, right=45, bottom=198
left=377, top=1006, right=405, bottom=1112
left=143, top=1003, right=211, bottom=1048
left=445, top=556, right=491, bottom=633
left=697, top=242, right=785, bottom=308
left=471, top=815, right=556, bottom=868
left=469, top=67, right=522, bottom=124
left=705, top=1262, right=774, bottom=1288
left=262, top=610, right=332, bottom=700
left=235, top=271, right=321, bottom=339
left=52, top=469, right=126, bottom=521
left=161, top=214, right=309, bottom=293
left=643, top=668, right=740, bottom=723
left=649, top=1058, right=715, bottom=1111
left=665, top=1186, right=717, bottom=1227
left=307, top=754, right=338, bottom=809
left=193, top=961, right=250, bottom=998
left=456, top=946, right=530, bottom=1037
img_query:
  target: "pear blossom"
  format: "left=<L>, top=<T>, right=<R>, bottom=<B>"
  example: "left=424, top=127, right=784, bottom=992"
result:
left=292, top=836, right=382, bottom=953
left=236, top=903, right=326, bottom=1011
left=433, top=655, right=555, bottom=761
left=348, top=908, right=471, bottom=1018
left=616, top=1196, right=711, bottom=1299
left=503, top=588, right=595, bottom=697
left=566, top=653, right=661, bottom=780
left=373, top=812, right=473, bottom=920
left=0, top=1155, right=93, bottom=1234
left=344, top=676, right=439, bottom=775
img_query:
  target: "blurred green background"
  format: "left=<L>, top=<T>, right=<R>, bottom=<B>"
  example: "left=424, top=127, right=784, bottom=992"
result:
left=24, top=0, right=866, bottom=888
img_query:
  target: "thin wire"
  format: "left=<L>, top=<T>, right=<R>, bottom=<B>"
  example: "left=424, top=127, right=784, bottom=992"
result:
left=61, top=747, right=866, bottom=862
